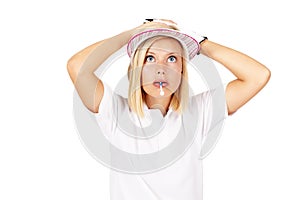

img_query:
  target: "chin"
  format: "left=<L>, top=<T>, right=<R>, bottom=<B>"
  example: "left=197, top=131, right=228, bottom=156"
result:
left=147, top=90, right=173, bottom=98
left=143, top=85, right=177, bottom=98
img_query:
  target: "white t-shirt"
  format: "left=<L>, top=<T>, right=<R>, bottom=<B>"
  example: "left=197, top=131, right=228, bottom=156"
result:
left=94, top=82, right=226, bottom=200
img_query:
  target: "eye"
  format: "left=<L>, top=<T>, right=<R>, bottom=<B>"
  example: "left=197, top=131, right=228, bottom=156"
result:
left=167, top=56, right=177, bottom=63
left=145, top=55, right=155, bottom=63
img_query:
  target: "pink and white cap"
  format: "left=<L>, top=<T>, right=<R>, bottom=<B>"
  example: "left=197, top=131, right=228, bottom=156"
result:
left=127, top=28, right=200, bottom=60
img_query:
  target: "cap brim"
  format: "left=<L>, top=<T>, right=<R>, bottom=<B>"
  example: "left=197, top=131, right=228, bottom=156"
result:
left=127, top=28, right=200, bottom=60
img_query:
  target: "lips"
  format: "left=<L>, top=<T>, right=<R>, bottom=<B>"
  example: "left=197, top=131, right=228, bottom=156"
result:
left=153, top=81, right=168, bottom=88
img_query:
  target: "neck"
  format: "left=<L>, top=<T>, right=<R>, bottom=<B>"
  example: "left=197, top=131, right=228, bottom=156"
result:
left=145, top=94, right=172, bottom=116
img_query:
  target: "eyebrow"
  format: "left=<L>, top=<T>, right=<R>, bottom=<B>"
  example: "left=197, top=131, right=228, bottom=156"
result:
left=147, top=51, right=181, bottom=56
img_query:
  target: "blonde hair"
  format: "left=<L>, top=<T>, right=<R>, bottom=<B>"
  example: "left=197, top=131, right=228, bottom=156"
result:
left=127, top=36, right=189, bottom=117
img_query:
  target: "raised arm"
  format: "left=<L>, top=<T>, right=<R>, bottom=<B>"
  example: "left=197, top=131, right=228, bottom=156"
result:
left=67, top=22, right=172, bottom=113
left=67, top=29, right=134, bottom=113
left=200, top=40, right=271, bottom=115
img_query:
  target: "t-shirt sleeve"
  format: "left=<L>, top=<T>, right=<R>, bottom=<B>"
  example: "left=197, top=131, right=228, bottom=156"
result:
left=194, top=84, right=228, bottom=159
left=93, top=81, right=122, bottom=136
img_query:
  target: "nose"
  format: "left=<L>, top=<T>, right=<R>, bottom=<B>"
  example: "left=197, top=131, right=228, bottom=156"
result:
left=155, top=68, right=165, bottom=76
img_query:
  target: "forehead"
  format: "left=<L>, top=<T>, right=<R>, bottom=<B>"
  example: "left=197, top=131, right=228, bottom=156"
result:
left=148, top=37, right=183, bottom=56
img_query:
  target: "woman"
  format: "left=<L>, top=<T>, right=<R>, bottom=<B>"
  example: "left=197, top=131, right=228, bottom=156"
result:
left=67, top=19, right=270, bottom=200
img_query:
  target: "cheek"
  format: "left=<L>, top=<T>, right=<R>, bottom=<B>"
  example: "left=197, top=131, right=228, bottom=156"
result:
left=169, top=71, right=182, bottom=91
left=170, top=63, right=183, bottom=86
left=169, top=74, right=182, bottom=89
left=141, top=65, right=155, bottom=86
left=166, top=66, right=182, bottom=82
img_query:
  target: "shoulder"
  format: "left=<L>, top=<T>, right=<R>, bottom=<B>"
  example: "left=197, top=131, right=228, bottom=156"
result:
left=190, top=85, right=228, bottom=118
left=191, top=90, right=213, bottom=106
left=96, top=81, right=128, bottom=116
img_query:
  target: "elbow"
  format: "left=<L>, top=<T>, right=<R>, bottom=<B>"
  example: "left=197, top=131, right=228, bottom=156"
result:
left=251, top=66, right=271, bottom=97
left=67, top=56, right=80, bottom=84
left=260, top=66, right=271, bottom=86
left=251, top=64, right=271, bottom=87
left=266, top=67, right=271, bottom=81
left=250, top=66, right=271, bottom=95
left=67, top=56, right=76, bottom=74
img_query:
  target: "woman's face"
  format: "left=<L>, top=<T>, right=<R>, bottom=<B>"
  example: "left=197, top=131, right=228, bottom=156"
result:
left=141, top=37, right=184, bottom=98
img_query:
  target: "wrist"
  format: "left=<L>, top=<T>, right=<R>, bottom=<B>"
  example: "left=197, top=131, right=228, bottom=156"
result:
left=199, top=39, right=211, bottom=56
left=199, top=36, right=208, bottom=45
left=197, top=36, right=208, bottom=55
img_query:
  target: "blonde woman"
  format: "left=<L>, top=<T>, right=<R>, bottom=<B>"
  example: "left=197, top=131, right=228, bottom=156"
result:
left=67, top=19, right=270, bottom=200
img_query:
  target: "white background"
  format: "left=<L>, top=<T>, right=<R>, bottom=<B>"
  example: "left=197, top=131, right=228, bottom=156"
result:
left=1, top=0, right=299, bottom=199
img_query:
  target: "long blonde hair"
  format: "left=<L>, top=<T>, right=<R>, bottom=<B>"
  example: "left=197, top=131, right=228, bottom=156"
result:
left=127, top=36, right=189, bottom=117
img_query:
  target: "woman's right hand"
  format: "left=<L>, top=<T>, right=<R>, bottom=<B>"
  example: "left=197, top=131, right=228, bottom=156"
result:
left=67, top=19, right=179, bottom=113
left=130, top=19, right=179, bottom=36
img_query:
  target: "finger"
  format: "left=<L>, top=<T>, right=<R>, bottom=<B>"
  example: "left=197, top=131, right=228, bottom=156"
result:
left=152, top=19, right=179, bottom=30
left=158, top=19, right=177, bottom=25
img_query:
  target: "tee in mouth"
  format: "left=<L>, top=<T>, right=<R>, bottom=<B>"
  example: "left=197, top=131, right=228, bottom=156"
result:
left=153, top=81, right=168, bottom=88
